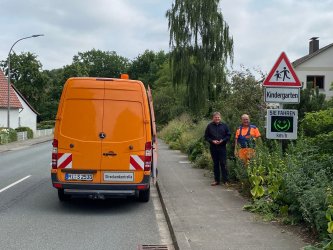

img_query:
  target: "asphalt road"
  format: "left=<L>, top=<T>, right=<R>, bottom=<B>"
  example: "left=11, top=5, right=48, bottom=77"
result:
left=0, top=141, right=172, bottom=250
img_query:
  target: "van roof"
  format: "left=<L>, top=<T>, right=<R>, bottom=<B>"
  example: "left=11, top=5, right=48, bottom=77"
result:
left=67, top=77, right=143, bottom=83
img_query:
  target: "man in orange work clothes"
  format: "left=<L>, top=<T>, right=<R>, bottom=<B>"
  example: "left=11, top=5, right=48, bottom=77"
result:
left=234, top=114, right=261, bottom=165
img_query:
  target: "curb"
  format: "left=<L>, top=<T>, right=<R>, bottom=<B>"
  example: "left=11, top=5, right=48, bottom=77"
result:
left=156, top=181, right=180, bottom=250
left=31, top=138, right=53, bottom=146
left=0, top=136, right=53, bottom=154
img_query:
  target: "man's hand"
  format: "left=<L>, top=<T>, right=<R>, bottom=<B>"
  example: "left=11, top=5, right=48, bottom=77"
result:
left=213, top=140, right=223, bottom=145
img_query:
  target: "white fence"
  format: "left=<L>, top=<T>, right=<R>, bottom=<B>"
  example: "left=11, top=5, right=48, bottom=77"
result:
left=34, top=128, right=54, bottom=138
left=17, top=131, right=28, bottom=141
left=0, top=128, right=54, bottom=144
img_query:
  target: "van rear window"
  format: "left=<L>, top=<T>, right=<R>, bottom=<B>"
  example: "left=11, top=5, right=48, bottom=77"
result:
left=103, top=100, right=144, bottom=141
left=61, top=100, right=103, bottom=141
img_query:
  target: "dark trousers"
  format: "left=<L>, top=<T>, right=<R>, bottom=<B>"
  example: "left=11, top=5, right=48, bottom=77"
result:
left=210, top=146, right=228, bottom=183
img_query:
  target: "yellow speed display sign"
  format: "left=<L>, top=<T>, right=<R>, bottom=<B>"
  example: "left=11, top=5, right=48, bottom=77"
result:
left=266, top=109, right=298, bottom=139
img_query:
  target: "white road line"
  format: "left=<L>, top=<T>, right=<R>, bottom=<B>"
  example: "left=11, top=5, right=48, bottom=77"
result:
left=0, top=175, right=31, bottom=193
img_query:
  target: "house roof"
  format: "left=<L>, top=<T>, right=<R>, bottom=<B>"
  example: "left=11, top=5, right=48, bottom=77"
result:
left=292, top=42, right=333, bottom=67
left=0, top=70, right=23, bottom=109
left=11, top=83, right=39, bottom=115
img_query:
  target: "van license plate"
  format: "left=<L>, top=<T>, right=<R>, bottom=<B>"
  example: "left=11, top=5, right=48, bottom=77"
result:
left=104, top=172, right=134, bottom=182
left=65, top=173, right=93, bottom=181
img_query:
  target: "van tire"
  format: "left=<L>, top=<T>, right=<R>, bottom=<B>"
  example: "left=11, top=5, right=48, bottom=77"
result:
left=138, top=187, right=150, bottom=202
left=58, top=189, right=71, bottom=201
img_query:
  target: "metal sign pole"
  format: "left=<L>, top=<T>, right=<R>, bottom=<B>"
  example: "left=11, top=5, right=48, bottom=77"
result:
left=279, top=103, right=283, bottom=156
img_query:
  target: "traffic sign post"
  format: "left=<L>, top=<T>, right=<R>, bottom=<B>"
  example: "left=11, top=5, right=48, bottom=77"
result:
left=266, top=109, right=298, bottom=139
left=264, top=52, right=300, bottom=140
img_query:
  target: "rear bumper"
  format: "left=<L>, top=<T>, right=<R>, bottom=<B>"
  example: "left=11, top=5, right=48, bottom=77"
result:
left=51, top=173, right=150, bottom=197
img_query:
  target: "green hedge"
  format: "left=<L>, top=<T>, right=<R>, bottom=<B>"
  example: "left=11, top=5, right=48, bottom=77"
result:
left=37, top=120, right=55, bottom=129
left=0, top=128, right=17, bottom=144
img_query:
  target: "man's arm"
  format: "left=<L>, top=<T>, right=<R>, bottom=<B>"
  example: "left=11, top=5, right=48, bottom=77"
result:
left=234, top=129, right=239, bottom=156
left=204, top=124, right=213, bottom=143
left=221, top=124, right=231, bottom=143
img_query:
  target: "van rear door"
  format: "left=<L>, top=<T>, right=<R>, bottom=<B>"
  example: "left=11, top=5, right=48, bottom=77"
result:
left=57, top=79, right=104, bottom=184
left=100, top=81, right=146, bottom=184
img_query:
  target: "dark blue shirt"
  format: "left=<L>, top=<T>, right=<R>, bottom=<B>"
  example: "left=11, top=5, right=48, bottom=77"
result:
left=204, top=122, right=231, bottom=148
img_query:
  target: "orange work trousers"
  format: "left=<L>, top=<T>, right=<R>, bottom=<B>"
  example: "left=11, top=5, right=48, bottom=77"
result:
left=237, top=148, right=255, bottom=166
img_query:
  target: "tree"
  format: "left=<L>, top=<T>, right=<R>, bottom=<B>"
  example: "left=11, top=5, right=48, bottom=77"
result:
left=128, top=50, right=169, bottom=88
left=1, top=52, right=47, bottom=112
left=285, top=82, right=327, bottom=120
left=72, top=49, right=129, bottom=78
left=166, top=0, right=233, bottom=114
left=39, top=64, right=89, bottom=121
left=213, top=68, right=266, bottom=135
left=153, top=61, right=188, bottom=125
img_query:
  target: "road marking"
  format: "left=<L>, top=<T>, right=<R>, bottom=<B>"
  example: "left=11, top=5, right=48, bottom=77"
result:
left=0, top=175, right=31, bottom=193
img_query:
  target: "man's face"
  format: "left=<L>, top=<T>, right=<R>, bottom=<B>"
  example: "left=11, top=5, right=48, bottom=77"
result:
left=213, top=115, right=221, bottom=124
left=242, top=116, right=250, bottom=126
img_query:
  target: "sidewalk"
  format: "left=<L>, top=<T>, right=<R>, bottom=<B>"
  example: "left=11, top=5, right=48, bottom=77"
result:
left=156, top=140, right=306, bottom=250
left=0, top=135, right=53, bottom=153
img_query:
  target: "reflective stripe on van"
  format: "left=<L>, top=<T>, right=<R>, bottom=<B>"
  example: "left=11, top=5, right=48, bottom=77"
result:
left=129, top=155, right=145, bottom=170
left=57, top=153, right=72, bottom=169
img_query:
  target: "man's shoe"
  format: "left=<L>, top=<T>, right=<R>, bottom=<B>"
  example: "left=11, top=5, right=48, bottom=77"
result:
left=211, top=181, right=219, bottom=186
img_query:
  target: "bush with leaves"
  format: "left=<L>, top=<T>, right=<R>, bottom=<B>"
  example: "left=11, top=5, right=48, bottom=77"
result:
left=0, top=128, right=17, bottom=144
left=285, top=139, right=333, bottom=239
left=301, top=108, right=333, bottom=137
left=37, top=120, right=55, bottom=129
left=159, top=114, right=193, bottom=149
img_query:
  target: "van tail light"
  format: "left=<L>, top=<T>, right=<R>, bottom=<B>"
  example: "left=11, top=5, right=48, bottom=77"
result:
left=52, top=139, right=58, bottom=169
left=144, top=141, right=152, bottom=171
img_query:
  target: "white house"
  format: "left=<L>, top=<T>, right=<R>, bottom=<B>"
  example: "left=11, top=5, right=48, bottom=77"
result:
left=293, top=37, right=333, bottom=100
left=0, top=70, right=38, bottom=133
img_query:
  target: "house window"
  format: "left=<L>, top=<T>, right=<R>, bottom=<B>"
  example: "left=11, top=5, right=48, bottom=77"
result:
left=306, top=75, right=324, bottom=89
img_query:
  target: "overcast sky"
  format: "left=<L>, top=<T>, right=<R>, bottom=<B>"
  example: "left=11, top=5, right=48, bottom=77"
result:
left=1, top=0, right=332, bottom=76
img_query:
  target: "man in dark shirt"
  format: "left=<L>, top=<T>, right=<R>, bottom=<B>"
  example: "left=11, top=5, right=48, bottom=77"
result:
left=204, top=112, right=231, bottom=186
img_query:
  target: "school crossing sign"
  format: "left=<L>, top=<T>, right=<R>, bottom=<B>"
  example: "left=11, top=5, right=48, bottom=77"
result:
left=266, top=109, right=298, bottom=139
left=263, top=52, right=301, bottom=88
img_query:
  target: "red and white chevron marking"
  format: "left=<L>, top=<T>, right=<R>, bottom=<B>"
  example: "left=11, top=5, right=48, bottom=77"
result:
left=57, top=153, right=72, bottom=169
left=130, top=155, right=145, bottom=170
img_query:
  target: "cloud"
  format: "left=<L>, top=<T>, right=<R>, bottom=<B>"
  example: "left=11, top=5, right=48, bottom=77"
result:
left=0, top=0, right=332, bottom=74
left=222, top=0, right=333, bottom=75
left=0, top=0, right=172, bottom=69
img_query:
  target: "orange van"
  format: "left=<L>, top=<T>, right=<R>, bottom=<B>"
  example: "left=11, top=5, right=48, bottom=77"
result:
left=51, top=76, right=157, bottom=202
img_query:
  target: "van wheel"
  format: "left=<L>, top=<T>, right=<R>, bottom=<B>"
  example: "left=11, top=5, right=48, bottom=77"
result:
left=138, top=187, right=150, bottom=202
left=58, top=189, right=71, bottom=202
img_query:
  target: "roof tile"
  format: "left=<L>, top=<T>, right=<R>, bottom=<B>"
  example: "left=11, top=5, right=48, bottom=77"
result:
left=0, top=70, right=23, bottom=109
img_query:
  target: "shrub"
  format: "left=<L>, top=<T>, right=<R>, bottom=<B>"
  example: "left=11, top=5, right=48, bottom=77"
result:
left=37, top=120, right=55, bottom=129
left=284, top=138, right=333, bottom=238
left=301, top=108, right=333, bottom=137
left=193, top=149, right=213, bottom=169
left=15, top=127, right=33, bottom=139
left=0, top=128, right=17, bottom=144
left=9, top=128, right=17, bottom=142
left=159, top=113, right=193, bottom=145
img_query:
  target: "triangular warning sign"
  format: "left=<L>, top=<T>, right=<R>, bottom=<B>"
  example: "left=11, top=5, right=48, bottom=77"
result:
left=263, top=52, right=301, bottom=87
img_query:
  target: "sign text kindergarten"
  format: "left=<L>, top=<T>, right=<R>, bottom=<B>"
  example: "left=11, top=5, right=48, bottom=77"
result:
left=265, top=87, right=300, bottom=103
